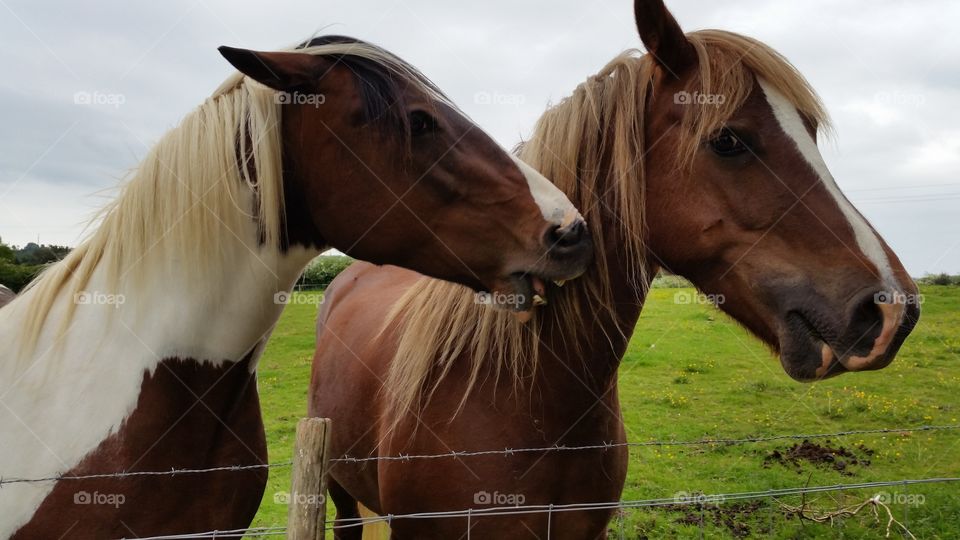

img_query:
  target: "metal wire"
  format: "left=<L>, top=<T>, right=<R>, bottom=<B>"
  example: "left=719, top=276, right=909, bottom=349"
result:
left=116, top=526, right=287, bottom=539
left=110, top=477, right=960, bottom=537
left=326, top=476, right=960, bottom=530
left=7, top=424, right=953, bottom=487
left=0, top=461, right=292, bottom=487
left=330, top=424, right=960, bottom=464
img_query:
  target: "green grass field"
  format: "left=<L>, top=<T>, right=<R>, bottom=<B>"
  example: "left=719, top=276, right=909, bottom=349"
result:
left=251, top=285, right=960, bottom=538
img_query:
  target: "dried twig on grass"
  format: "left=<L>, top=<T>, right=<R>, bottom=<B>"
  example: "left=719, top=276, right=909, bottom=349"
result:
left=777, top=493, right=916, bottom=539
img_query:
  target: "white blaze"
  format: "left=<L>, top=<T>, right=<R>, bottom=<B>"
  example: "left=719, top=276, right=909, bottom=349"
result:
left=509, top=155, right=582, bottom=227
left=759, top=79, right=899, bottom=291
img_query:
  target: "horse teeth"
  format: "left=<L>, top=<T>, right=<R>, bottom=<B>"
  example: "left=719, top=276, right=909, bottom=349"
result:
left=553, top=280, right=566, bottom=287
left=533, top=294, right=547, bottom=306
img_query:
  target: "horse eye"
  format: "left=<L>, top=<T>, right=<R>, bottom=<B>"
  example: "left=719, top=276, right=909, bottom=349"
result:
left=409, top=111, right=438, bottom=136
left=710, top=128, right=748, bottom=157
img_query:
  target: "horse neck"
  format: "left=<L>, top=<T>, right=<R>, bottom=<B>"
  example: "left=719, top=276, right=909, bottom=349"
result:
left=174, top=247, right=321, bottom=354
left=539, top=219, right=654, bottom=391
left=120, top=244, right=317, bottom=365
left=1, top=227, right=318, bottom=389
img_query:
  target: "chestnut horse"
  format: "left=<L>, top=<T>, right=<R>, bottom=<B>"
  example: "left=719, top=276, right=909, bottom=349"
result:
left=310, top=4, right=920, bottom=539
left=0, top=37, right=592, bottom=538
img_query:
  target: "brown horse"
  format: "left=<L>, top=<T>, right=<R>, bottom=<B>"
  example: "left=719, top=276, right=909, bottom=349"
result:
left=0, top=36, right=592, bottom=538
left=309, top=4, right=921, bottom=539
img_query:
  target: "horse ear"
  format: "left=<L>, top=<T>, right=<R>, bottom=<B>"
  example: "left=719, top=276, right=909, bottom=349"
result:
left=218, top=46, right=321, bottom=91
left=634, top=0, right=697, bottom=78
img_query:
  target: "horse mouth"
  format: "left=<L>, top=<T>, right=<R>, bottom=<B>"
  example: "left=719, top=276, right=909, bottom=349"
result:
left=775, top=287, right=916, bottom=383
left=781, top=311, right=847, bottom=381
left=489, top=272, right=567, bottom=322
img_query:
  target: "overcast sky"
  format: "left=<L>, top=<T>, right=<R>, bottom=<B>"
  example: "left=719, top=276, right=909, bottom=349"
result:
left=1, top=0, right=958, bottom=275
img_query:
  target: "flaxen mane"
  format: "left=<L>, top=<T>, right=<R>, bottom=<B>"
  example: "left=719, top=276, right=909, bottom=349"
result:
left=15, top=38, right=449, bottom=359
left=383, top=30, right=830, bottom=426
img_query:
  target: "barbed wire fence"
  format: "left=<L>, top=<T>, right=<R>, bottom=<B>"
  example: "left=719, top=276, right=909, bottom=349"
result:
left=330, top=423, right=960, bottom=464
left=324, top=477, right=960, bottom=533
left=3, top=423, right=957, bottom=539
left=0, top=462, right=293, bottom=487
left=5, top=423, right=953, bottom=487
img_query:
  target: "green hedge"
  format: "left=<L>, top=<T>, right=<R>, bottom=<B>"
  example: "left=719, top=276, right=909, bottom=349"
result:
left=1, top=255, right=355, bottom=293
left=650, top=274, right=694, bottom=289
left=916, top=273, right=960, bottom=286
left=0, top=261, right=42, bottom=293
left=299, top=255, right=353, bottom=289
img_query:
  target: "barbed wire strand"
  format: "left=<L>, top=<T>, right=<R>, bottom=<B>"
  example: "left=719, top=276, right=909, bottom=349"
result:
left=3, top=424, right=956, bottom=486
left=116, top=526, right=287, bottom=539
left=0, top=461, right=292, bottom=487
left=331, top=424, right=960, bottom=464
left=109, top=477, right=960, bottom=538
left=325, top=476, right=960, bottom=530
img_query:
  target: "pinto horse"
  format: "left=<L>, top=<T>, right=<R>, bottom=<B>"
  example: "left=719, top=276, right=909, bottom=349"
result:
left=309, top=4, right=920, bottom=539
left=0, top=36, right=593, bottom=538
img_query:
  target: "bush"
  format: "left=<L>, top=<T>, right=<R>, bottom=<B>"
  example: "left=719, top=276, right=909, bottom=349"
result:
left=650, top=273, right=694, bottom=289
left=917, top=273, right=960, bottom=286
left=300, top=255, right=354, bottom=289
left=0, top=261, right=42, bottom=293
left=932, top=273, right=953, bottom=286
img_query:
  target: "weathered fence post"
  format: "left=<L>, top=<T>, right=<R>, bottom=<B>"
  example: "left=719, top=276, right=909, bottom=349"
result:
left=287, top=417, right=332, bottom=540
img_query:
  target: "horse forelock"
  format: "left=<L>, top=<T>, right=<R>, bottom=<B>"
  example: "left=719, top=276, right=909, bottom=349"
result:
left=289, top=36, right=455, bottom=148
left=381, top=29, right=832, bottom=431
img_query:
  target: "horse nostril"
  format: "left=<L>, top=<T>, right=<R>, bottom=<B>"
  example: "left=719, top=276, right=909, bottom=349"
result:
left=835, top=288, right=915, bottom=372
left=846, top=292, right=886, bottom=355
left=546, top=220, right=587, bottom=249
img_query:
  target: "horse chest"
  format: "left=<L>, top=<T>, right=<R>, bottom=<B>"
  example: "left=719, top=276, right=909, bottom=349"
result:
left=11, top=356, right=268, bottom=539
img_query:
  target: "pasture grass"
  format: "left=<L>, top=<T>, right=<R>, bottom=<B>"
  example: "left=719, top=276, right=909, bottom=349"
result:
left=250, top=286, right=960, bottom=538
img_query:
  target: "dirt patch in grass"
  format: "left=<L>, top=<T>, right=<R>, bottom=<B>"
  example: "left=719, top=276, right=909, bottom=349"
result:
left=763, top=440, right=875, bottom=476
left=668, top=500, right=764, bottom=538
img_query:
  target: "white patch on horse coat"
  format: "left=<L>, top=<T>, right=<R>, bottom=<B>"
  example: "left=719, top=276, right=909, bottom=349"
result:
left=0, top=216, right=316, bottom=535
left=510, top=155, right=582, bottom=226
left=759, top=79, right=900, bottom=291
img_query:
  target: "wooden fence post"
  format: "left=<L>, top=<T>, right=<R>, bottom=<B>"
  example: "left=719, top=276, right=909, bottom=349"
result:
left=287, top=417, right=332, bottom=540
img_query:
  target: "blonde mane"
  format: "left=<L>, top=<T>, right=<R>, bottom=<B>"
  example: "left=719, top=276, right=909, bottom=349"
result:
left=382, top=30, right=830, bottom=425
left=15, top=39, right=445, bottom=358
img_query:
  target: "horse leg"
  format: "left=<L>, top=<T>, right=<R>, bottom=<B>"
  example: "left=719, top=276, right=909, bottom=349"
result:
left=328, top=479, right=362, bottom=540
